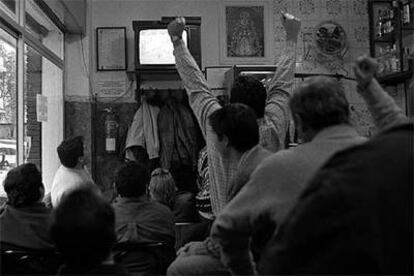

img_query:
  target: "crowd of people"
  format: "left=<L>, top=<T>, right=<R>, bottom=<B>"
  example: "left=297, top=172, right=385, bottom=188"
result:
left=0, top=14, right=412, bottom=276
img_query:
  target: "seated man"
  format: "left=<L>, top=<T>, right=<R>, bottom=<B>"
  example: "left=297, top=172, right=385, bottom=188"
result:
left=50, top=186, right=127, bottom=275
left=0, top=163, right=54, bottom=250
left=112, top=162, right=175, bottom=249
left=259, top=122, right=413, bottom=274
left=51, top=136, right=95, bottom=207
left=167, top=103, right=271, bottom=276
left=210, top=56, right=408, bottom=275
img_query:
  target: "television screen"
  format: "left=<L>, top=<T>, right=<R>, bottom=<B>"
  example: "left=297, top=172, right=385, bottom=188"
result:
left=139, top=29, right=188, bottom=65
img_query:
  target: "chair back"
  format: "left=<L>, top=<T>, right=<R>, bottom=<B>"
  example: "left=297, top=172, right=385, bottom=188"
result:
left=1, top=243, right=62, bottom=275
left=113, top=242, right=175, bottom=276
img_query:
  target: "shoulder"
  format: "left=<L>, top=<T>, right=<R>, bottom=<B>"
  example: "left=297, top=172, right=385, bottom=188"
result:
left=147, top=201, right=174, bottom=216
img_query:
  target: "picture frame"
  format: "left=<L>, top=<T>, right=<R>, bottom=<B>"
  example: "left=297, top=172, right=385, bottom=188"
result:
left=96, top=27, right=127, bottom=71
left=219, top=0, right=272, bottom=64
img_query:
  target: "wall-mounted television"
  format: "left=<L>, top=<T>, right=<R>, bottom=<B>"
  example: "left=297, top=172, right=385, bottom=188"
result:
left=133, top=18, right=201, bottom=70
left=139, top=29, right=188, bottom=65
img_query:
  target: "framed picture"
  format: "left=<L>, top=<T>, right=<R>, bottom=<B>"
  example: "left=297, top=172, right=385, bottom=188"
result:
left=96, top=27, right=127, bottom=71
left=219, top=1, right=272, bottom=64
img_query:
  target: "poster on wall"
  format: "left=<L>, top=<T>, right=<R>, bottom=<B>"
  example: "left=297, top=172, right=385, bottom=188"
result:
left=220, top=1, right=272, bottom=64
left=36, top=94, right=48, bottom=122
left=96, top=27, right=127, bottom=71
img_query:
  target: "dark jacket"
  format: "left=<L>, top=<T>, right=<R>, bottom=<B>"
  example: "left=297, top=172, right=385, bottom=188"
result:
left=0, top=202, right=54, bottom=250
left=259, top=123, right=413, bottom=275
left=112, top=197, right=175, bottom=249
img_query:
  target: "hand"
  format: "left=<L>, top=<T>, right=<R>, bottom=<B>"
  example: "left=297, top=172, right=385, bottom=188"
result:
left=353, top=55, right=379, bottom=89
left=168, top=16, right=185, bottom=41
left=281, top=12, right=301, bottom=41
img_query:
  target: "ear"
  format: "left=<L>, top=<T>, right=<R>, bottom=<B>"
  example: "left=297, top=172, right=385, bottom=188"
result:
left=39, top=185, right=45, bottom=202
left=222, top=135, right=231, bottom=148
left=78, top=156, right=85, bottom=165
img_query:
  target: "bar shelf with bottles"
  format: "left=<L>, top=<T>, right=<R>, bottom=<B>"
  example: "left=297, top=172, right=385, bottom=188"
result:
left=369, top=0, right=413, bottom=84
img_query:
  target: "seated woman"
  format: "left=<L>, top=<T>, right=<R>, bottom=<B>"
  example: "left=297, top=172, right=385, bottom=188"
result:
left=149, top=168, right=197, bottom=222
left=0, top=163, right=54, bottom=250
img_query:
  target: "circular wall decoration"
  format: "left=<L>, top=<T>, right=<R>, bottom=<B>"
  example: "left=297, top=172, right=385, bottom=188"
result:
left=314, top=20, right=347, bottom=56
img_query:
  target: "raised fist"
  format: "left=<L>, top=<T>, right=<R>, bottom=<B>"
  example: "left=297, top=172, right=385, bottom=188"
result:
left=353, top=55, right=379, bottom=89
left=281, top=12, right=301, bottom=41
left=168, top=16, right=185, bottom=40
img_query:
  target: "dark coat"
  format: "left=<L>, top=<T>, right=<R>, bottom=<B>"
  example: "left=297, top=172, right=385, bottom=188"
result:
left=259, top=123, right=413, bottom=275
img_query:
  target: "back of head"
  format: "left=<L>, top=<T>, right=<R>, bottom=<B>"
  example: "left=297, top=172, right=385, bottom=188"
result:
left=290, top=76, right=350, bottom=135
left=230, top=75, right=267, bottom=118
left=149, top=168, right=176, bottom=209
left=114, top=161, right=149, bottom=197
left=209, top=103, right=259, bottom=153
left=3, top=163, right=43, bottom=207
left=50, top=186, right=115, bottom=269
left=57, top=136, right=84, bottom=168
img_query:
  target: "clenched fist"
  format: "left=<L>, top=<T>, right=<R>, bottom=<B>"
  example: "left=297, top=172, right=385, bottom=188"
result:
left=281, top=12, right=301, bottom=42
left=353, top=55, right=379, bottom=89
left=168, top=16, right=185, bottom=42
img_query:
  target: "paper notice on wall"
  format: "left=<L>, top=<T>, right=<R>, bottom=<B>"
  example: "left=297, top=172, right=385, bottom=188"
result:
left=36, top=94, right=48, bottom=122
left=97, top=79, right=127, bottom=97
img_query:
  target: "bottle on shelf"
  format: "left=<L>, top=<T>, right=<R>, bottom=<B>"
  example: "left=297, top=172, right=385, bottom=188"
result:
left=402, top=0, right=412, bottom=25
left=377, top=9, right=383, bottom=37
left=391, top=44, right=400, bottom=72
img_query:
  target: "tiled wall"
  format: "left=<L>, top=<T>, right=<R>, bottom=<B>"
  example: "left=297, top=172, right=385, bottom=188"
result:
left=272, top=0, right=378, bottom=136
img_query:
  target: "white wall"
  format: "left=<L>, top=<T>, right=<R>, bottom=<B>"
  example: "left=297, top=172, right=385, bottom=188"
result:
left=64, top=0, right=378, bottom=135
left=42, top=59, right=64, bottom=192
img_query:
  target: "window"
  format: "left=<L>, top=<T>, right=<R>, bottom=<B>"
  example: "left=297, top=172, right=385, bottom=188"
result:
left=0, top=27, right=16, bottom=196
left=25, top=0, right=64, bottom=59
left=24, top=44, right=63, bottom=190
left=0, top=0, right=64, bottom=198
left=0, top=0, right=16, bottom=18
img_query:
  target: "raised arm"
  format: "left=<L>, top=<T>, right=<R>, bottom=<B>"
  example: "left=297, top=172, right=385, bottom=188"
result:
left=353, top=55, right=407, bottom=131
left=168, top=17, right=221, bottom=136
left=265, top=13, right=301, bottom=147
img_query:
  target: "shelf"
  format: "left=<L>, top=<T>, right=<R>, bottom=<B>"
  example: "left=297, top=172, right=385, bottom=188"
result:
left=377, top=70, right=413, bottom=85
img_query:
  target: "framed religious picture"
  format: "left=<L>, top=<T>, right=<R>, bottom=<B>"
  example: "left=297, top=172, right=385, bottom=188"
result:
left=219, top=1, right=272, bottom=64
left=96, top=27, right=127, bottom=71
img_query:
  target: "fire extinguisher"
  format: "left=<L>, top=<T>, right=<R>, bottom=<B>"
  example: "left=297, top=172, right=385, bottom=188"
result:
left=104, top=108, right=118, bottom=154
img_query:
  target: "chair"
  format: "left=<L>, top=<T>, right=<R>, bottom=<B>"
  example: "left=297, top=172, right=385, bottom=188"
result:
left=0, top=243, right=62, bottom=275
left=174, top=221, right=211, bottom=251
left=113, top=242, right=176, bottom=276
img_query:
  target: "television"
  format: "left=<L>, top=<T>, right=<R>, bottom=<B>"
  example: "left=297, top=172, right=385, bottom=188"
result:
left=133, top=18, right=201, bottom=70
left=139, top=29, right=188, bottom=65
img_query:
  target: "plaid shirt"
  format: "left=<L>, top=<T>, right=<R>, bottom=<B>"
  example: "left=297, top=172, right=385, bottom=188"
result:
left=173, top=40, right=296, bottom=215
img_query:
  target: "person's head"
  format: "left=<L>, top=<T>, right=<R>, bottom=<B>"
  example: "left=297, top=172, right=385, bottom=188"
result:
left=114, top=161, right=149, bottom=198
left=57, top=136, right=85, bottom=168
left=50, top=187, right=115, bottom=269
left=230, top=75, right=267, bottom=118
left=209, top=103, right=259, bottom=157
left=3, top=163, right=44, bottom=208
left=148, top=168, right=176, bottom=209
left=290, top=76, right=350, bottom=142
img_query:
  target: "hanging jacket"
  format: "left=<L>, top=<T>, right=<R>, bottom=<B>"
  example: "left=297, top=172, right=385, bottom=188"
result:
left=125, top=98, right=160, bottom=159
left=158, top=98, right=198, bottom=170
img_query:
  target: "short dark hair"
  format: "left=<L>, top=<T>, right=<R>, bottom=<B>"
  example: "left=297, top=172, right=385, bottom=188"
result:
left=57, top=136, right=84, bottom=168
left=290, top=77, right=350, bottom=133
left=50, top=187, right=115, bottom=269
left=209, top=103, right=259, bottom=153
left=3, top=163, right=43, bottom=207
left=230, top=75, right=267, bottom=118
left=114, top=162, right=149, bottom=197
